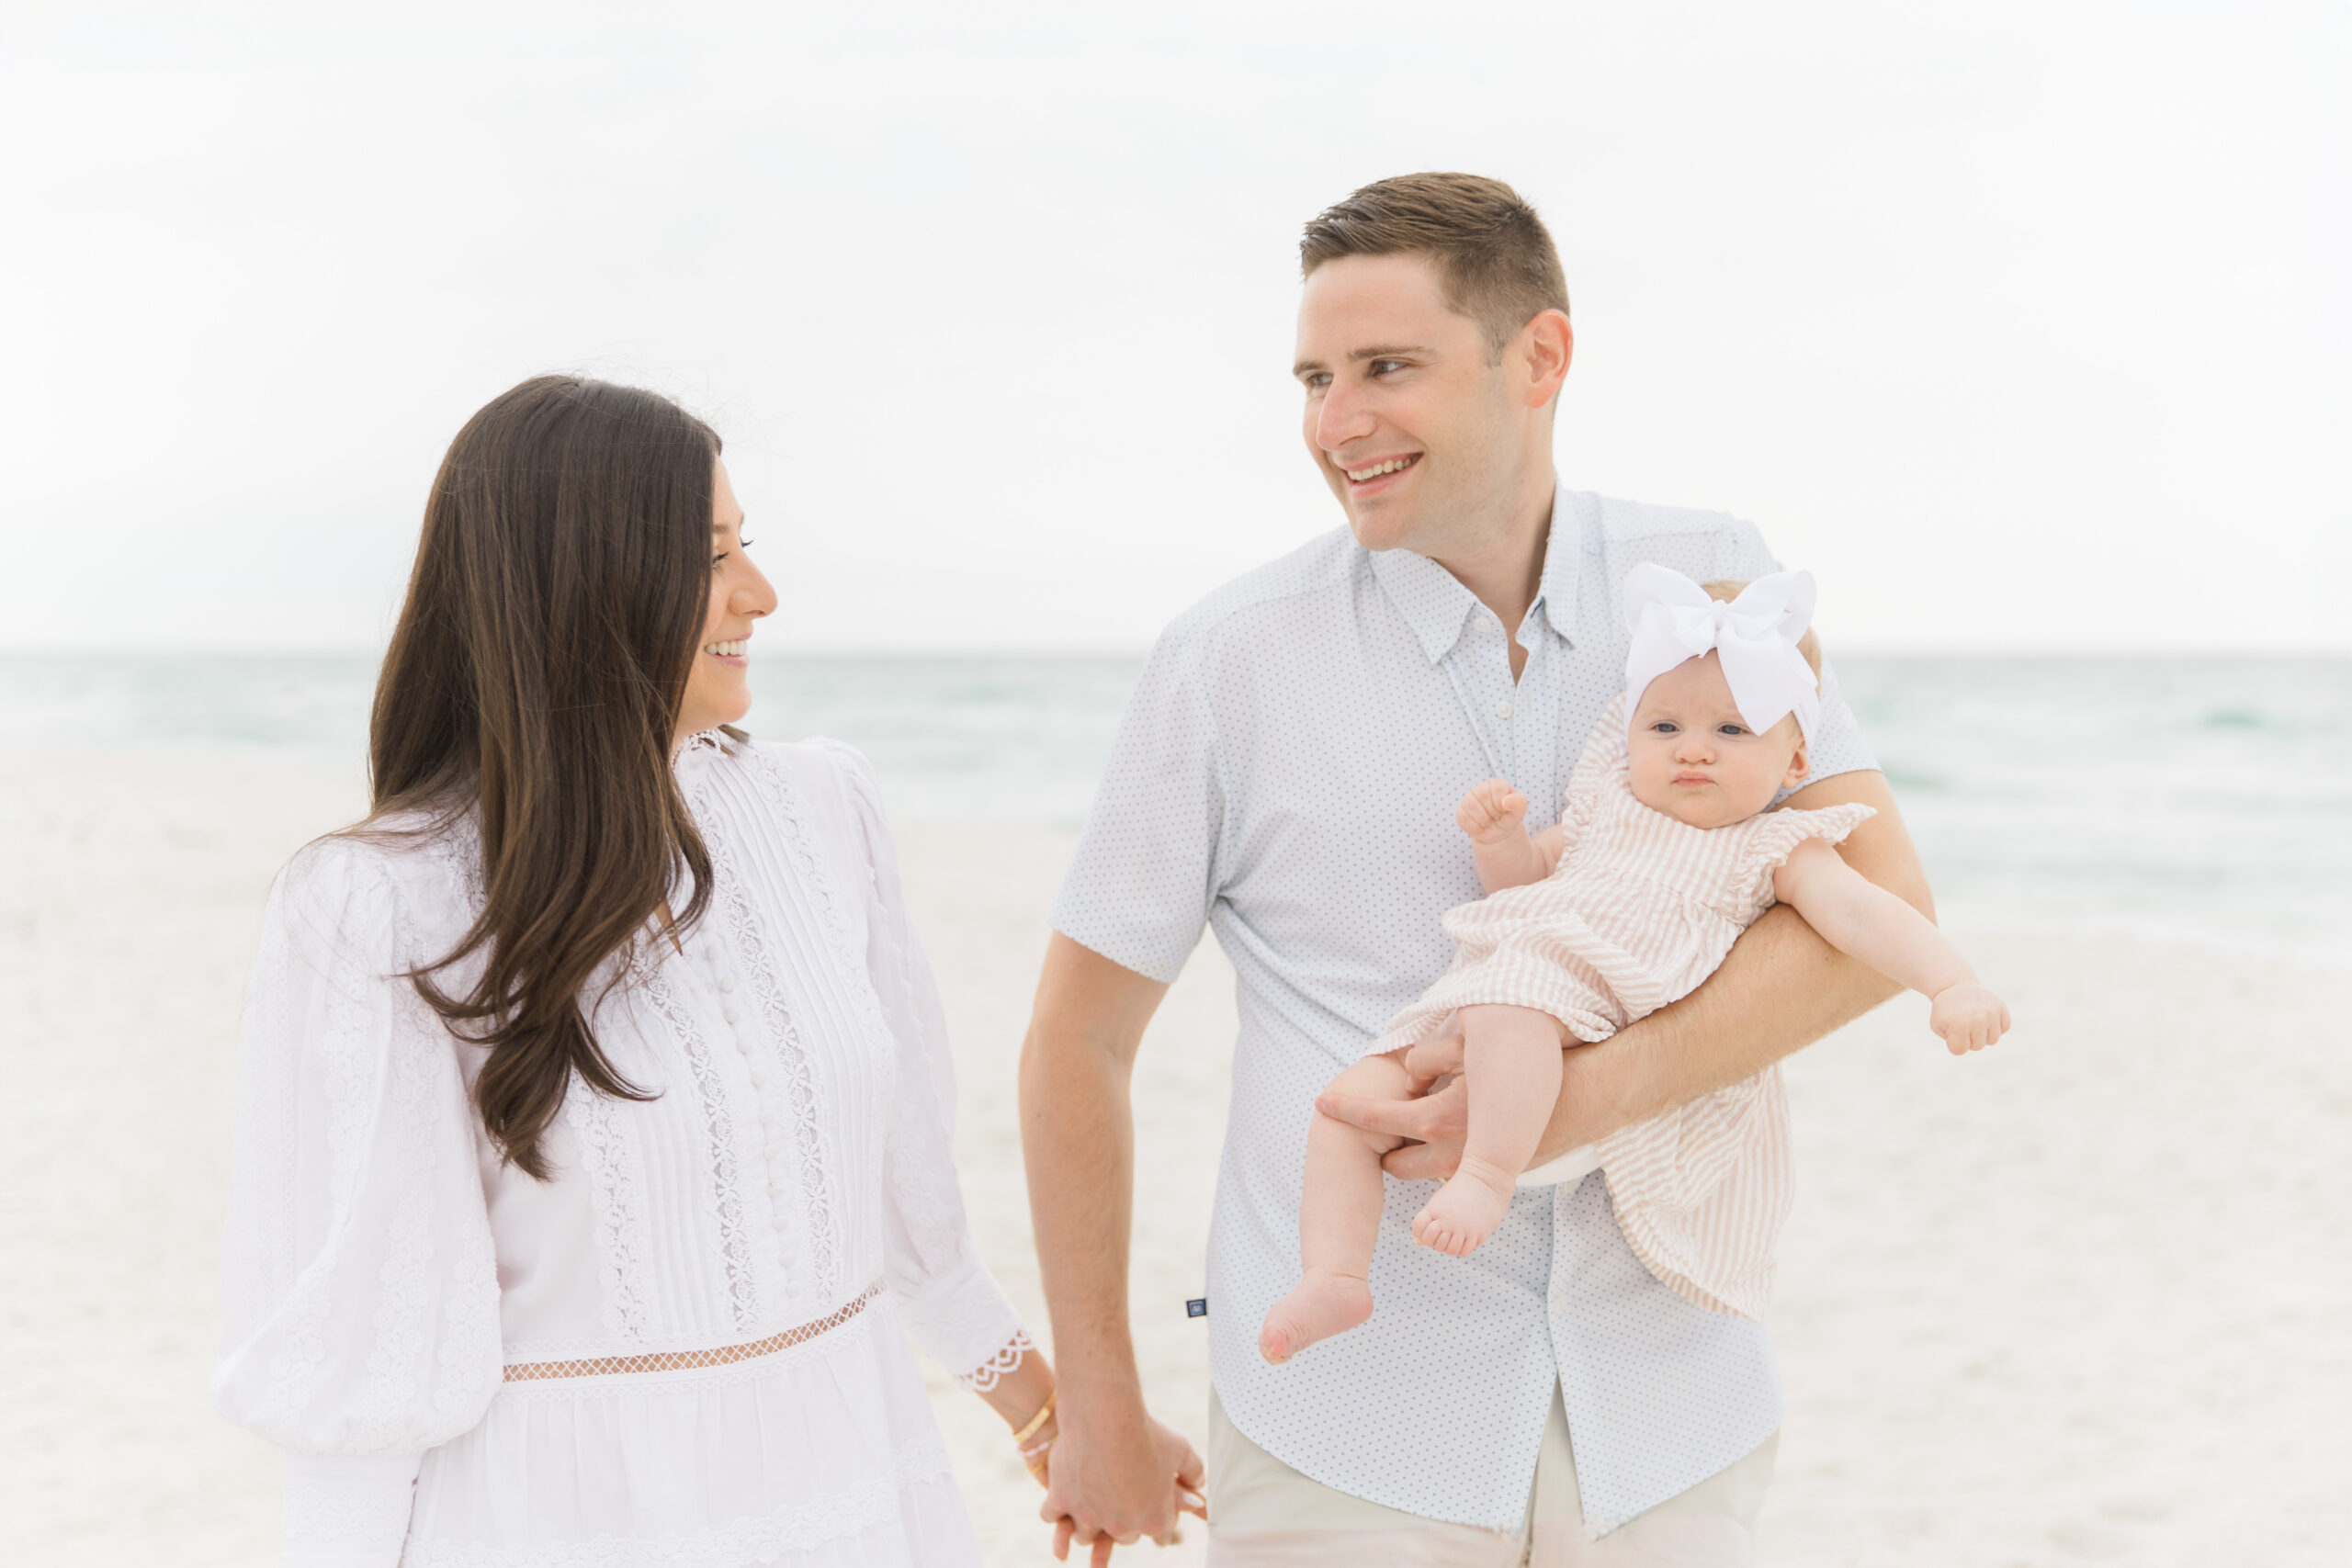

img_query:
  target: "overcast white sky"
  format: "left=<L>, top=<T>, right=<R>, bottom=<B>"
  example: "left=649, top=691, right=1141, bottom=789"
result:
left=2, top=0, right=2344, bottom=653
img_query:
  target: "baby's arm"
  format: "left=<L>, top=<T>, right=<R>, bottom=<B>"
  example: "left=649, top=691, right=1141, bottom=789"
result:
left=1773, top=838, right=2010, bottom=1054
left=1457, top=779, right=1567, bottom=894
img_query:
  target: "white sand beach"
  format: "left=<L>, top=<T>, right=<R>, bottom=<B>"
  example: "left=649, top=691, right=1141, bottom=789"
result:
left=3, top=750, right=2346, bottom=1566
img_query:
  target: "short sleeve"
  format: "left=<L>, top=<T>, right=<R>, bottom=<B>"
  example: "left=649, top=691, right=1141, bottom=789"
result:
left=213, top=838, right=503, bottom=1567
left=1559, top=694, right=1632, bottom=855
left=812, top=740, right=1035, bottom=1391
left=1049, top=626, right=1225, bottom=984
left=1740, top=801, right=1880, bottom=897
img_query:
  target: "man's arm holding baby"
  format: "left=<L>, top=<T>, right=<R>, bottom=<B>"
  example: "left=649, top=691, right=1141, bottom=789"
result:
left=1327, top=768, right=1932, bottom=1178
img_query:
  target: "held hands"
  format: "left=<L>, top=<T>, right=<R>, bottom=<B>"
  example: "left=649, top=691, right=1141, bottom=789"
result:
left=1456, top=778, right=1530, bottom=845
left=1929, top=981, right=2010, bottom=1055
left=1039, top=1396, right=1206, bottom=1566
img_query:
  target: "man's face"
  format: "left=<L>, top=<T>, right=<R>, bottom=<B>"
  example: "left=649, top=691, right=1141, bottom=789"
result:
left=1292, top=253, right=1523, bottom=555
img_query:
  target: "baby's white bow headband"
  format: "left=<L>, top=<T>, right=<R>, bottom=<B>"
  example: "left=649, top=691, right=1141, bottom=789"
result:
left=1622, top=563, right=1821, bottom=745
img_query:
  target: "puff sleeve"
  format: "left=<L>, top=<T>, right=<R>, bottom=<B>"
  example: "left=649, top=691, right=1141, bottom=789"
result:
left=1557, top=694, right=1634, bottom=861
left=816, top=740, right=1034, bottom=1391
left=212, top=839, right=503, bottom=1567
left=1738, top=800, right=1879, bottom=905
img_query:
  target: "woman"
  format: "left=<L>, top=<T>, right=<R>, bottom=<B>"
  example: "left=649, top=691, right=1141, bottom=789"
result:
left=212, top=377, right=1200, bottom=1566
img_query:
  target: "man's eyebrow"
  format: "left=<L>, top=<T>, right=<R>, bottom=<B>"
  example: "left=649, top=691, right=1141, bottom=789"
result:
left=1291, top=344, right=1430, bottom=378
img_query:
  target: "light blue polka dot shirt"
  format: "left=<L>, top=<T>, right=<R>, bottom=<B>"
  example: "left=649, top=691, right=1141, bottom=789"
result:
left=1051, top=489, right=1879, bottom=1537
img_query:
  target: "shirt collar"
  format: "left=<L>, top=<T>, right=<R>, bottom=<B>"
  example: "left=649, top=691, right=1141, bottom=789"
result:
left=1367, top=483, right=1586, bottom=664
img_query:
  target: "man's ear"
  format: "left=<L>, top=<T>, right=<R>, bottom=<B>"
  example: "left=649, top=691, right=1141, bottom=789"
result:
left=1519, top=310, right=1573, bottom=411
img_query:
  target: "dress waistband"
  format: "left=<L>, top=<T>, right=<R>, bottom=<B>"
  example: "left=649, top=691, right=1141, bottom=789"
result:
left=502, top=1282, right=883, bottom=1382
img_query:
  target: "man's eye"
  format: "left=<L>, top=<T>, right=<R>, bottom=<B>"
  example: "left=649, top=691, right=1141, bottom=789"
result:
left=1371, top=359, right=1408, bottom=376
left=1302, top=373, right=1330, bottom=392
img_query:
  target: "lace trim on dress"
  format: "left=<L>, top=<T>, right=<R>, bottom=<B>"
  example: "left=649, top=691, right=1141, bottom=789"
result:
left=690, top=766, right=840, bottom=1302
left=563, top=1081, right=653, bottom=1343
left=955, top=1329, right=1036, bottom=1393
left=741, top=747, right=906, bottom=1065
left=489, top=1310, right=869, bottom=1405
left=503, top=1283, right=877, bottom=1382
left=400, top=1435, right=956, bottom=1568
left=642, top=964, right=761, bottom=1334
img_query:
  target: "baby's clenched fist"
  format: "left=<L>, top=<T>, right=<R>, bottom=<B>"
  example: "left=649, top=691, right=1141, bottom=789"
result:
left=1929, top=982, right=2010, bottom=1055
left=1456, top=779, right=1529, bottom=845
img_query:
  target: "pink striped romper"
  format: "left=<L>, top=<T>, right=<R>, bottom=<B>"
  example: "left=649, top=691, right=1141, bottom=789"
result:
left=1370, top=694, right=1874, bottom=1318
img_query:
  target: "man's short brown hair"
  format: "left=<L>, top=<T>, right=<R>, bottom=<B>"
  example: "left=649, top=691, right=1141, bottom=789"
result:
left=1300, top=173, right=1569, bottom=360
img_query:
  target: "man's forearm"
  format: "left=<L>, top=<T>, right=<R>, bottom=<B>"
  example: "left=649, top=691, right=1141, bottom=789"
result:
left=1017, top=934, right=1172, bottom=1406
left=1020, top=1027, right=1144, bottom=1398
left=1542, top=771, right=1932, bottom=1156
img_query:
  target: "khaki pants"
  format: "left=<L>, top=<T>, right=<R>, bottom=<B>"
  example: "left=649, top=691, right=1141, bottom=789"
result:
left=1205, top=1386, right=1775, bottom=1567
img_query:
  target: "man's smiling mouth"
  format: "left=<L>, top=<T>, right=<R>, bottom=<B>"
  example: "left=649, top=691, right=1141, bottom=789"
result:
left=1342, top=455, right=1420, bottom=483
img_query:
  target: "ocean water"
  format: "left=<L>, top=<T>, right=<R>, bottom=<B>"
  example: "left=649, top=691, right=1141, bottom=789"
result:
left=4, top=653, right=2344, bottom=962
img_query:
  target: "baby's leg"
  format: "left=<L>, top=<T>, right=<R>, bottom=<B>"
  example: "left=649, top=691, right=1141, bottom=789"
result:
left=1259, top=1052, right=1415, bottom=1365
left=1411, top=1004, right=1566, bottom=1257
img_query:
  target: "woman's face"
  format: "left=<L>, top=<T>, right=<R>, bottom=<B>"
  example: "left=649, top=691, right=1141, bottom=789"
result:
left=675, top=457, right=777, bottom=745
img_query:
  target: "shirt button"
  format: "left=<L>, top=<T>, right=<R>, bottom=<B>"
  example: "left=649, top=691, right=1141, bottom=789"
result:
left=1495, top=699, right=1513, bottom=718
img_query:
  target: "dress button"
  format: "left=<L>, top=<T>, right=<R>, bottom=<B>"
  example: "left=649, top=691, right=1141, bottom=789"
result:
left=722, top=1006, right=741, bottom=1025
left=718, top=976, right=737, bottom=993
left=735, top=1034, right=757, bottom=1056
left=749, top=1064, right=770, bottom=1088
left=1495, top=698, right=1513, bottom=718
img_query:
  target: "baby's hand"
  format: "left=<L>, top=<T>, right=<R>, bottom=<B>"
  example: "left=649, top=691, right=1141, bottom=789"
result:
left=1456, top=779, right=1529, bottom=846
left=1929, top=982, right=2010, bottom=1055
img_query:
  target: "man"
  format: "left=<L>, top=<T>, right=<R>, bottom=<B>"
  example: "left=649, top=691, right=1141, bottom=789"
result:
left=1023, top=173, right=1930, bottom=1564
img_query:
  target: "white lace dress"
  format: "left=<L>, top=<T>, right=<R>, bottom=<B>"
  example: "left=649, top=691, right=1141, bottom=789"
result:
left=214, top=732, right=1031, bottom=1568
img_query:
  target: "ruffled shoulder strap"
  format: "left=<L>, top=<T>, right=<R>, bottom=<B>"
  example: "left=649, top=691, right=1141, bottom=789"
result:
left=1562, top=693, right=1633, bottom=838
left=1737, top=799, right=1878, bottom=895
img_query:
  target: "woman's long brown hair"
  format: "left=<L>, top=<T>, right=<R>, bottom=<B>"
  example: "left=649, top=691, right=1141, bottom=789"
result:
left=366, top=376, right=718, bottom=1178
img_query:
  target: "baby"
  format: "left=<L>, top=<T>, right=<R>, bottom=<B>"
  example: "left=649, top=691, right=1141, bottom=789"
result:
left=1260, top=564, right=2010, bottom=1364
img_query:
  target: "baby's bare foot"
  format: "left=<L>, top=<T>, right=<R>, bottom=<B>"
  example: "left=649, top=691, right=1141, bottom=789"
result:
left=1258, top=1271, right=1374, bottom=1364
left=1411, top=1161, right=1518, bottom=1257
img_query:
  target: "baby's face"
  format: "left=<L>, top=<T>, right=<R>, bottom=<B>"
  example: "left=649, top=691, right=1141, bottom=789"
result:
left=1625, top=653, right=1812, bottom=829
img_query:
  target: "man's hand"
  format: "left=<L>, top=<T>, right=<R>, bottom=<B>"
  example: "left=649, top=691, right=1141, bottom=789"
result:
left=1316, top=1029, right=1483, bottom=1183
left=1042, top=1400, right=1205, bottom=1564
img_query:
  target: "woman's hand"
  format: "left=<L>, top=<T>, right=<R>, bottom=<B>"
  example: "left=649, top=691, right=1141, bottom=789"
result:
left=1042, top=1406, right=1204, bottom=1564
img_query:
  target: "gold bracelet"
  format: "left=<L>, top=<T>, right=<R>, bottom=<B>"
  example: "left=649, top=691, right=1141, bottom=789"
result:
left=1010, top=1390, right=1057, bottom=1447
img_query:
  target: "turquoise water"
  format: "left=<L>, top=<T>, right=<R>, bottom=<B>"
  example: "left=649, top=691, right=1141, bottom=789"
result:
left=5, top=653, right=2344, bottom=960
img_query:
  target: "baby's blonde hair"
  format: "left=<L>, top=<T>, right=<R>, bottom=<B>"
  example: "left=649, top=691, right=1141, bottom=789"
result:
left=1702, top=580, right=1823, bottom=678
